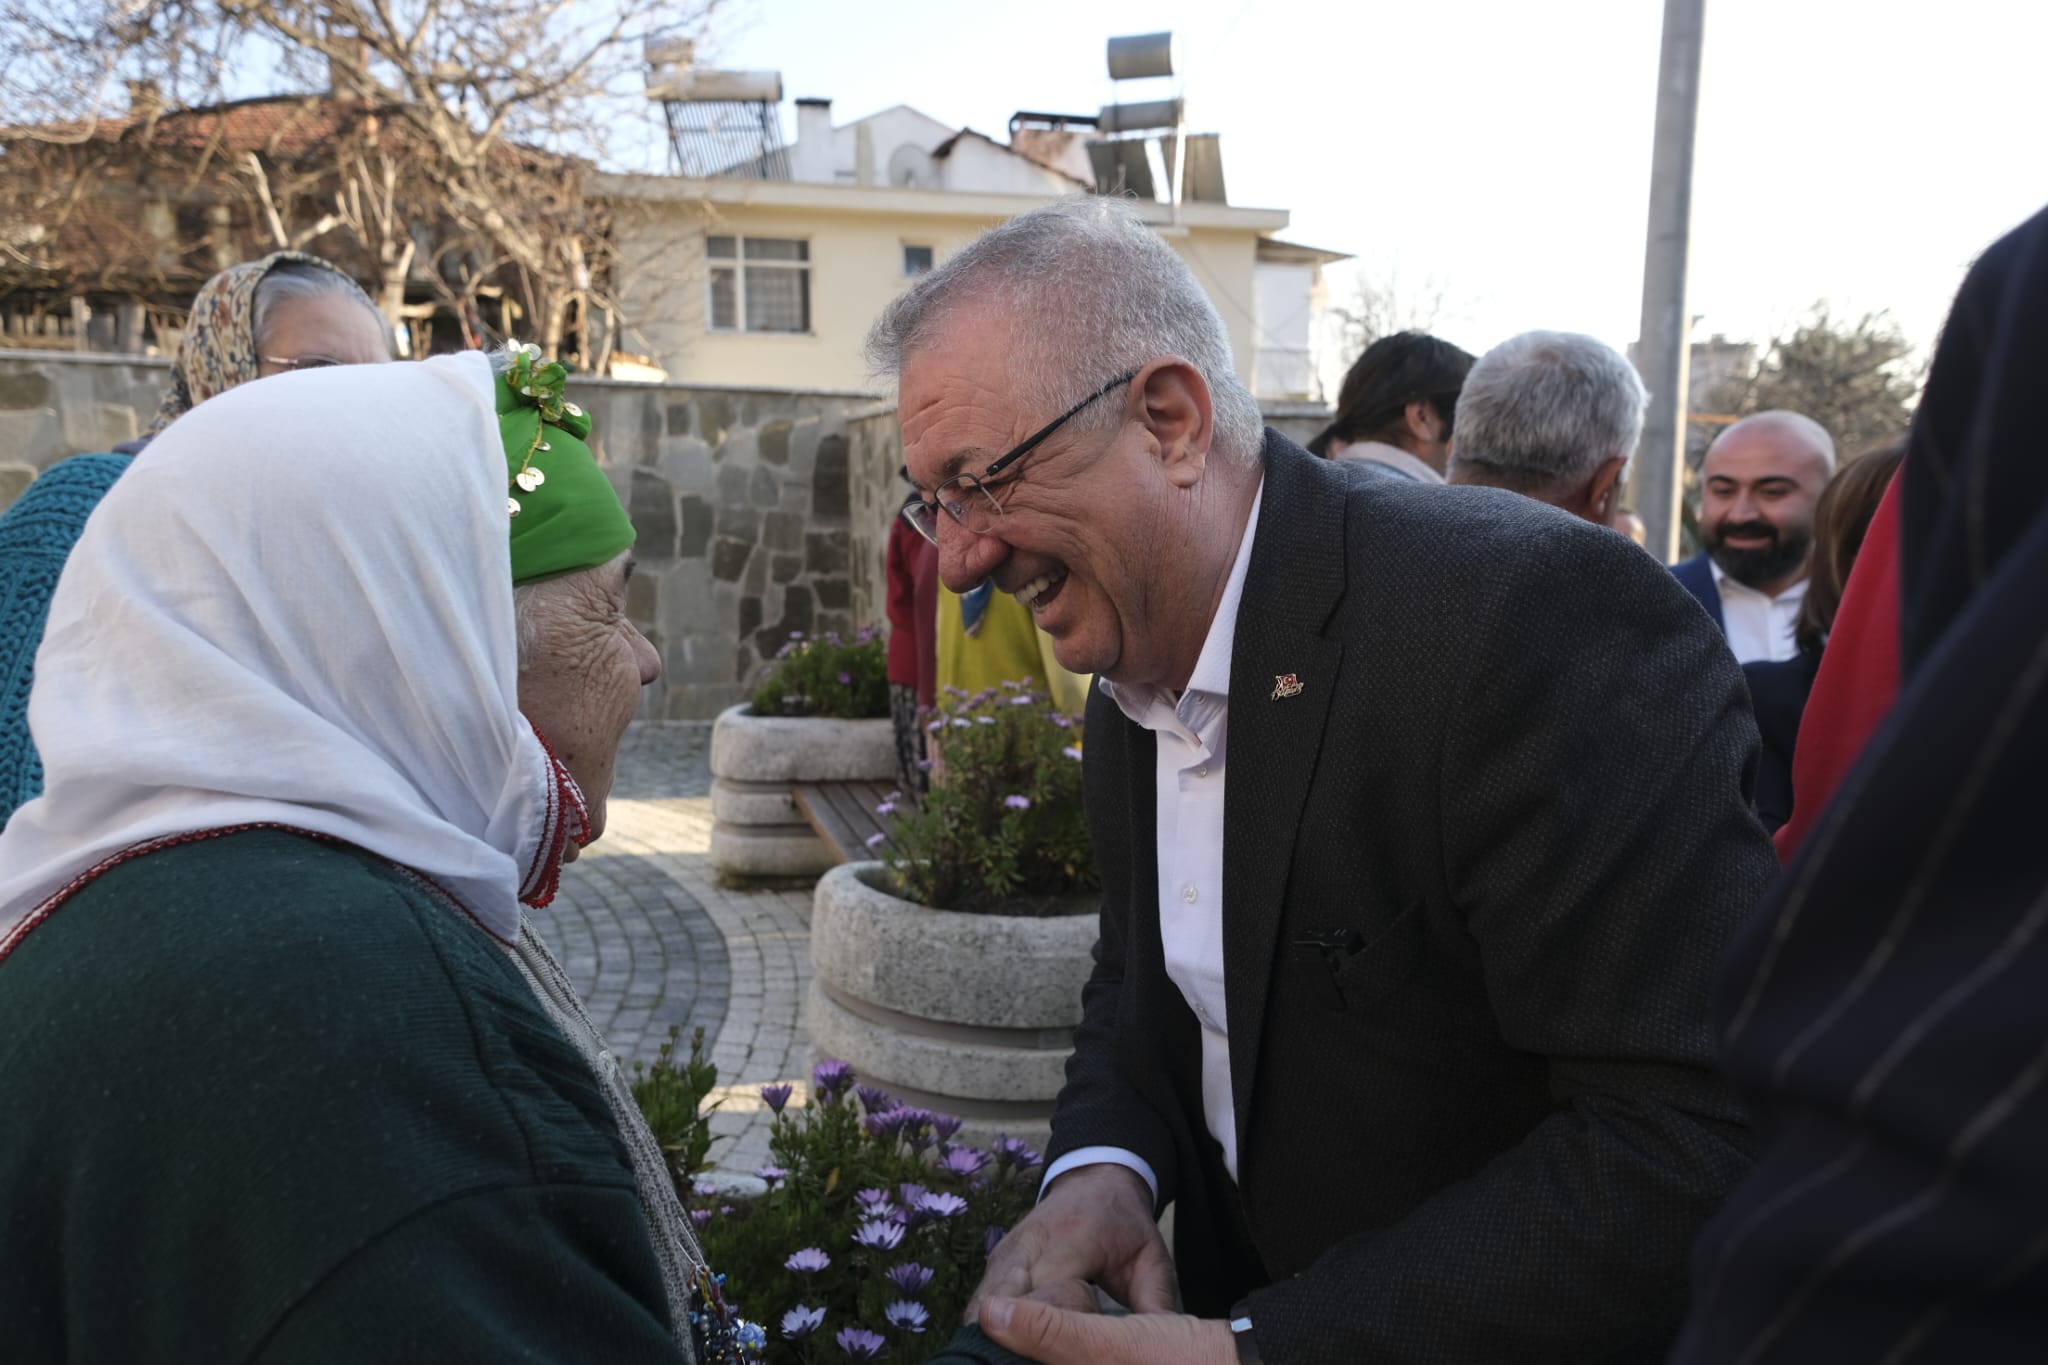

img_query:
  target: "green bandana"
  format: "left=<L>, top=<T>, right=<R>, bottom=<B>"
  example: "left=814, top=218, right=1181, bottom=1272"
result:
left=497, top=345, right=636, bottom=585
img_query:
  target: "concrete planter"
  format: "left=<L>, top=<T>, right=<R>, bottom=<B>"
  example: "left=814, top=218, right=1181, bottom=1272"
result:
left=708, top=703, right=896, bottom=881
left=807, top=861, right=1099, bottom=1148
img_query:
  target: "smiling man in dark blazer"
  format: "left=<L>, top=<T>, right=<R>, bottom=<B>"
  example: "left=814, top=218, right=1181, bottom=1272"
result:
left=872, top=198, right=1778, bottom=1365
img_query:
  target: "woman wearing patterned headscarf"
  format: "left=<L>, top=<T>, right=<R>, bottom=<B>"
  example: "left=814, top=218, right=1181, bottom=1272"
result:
left=0, top=350, right=764, bottom=1362
left=0, top=251, right=389, bottom=827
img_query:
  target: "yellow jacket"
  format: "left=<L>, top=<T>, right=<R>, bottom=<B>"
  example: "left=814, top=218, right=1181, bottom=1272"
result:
left=935, top=584, right=1091, bottom=715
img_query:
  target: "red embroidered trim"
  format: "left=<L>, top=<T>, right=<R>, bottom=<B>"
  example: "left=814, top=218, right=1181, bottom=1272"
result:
left=519, top=726, right=590, bottom=910
left=0, top=823, right=513, bottom=970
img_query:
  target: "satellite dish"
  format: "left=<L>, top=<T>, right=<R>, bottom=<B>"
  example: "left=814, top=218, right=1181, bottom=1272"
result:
left=888, top=145, right=935, bottom=189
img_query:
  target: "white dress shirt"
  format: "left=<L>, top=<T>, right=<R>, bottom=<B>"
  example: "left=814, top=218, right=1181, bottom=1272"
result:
left=1712, top=561, right=1807, bottom=664
left=1042, top=480, right=1263, bottom=1202
left=1331, top=439, right=1445, bottom=485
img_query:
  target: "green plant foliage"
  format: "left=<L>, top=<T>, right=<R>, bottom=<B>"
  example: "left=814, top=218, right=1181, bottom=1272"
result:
left=871, top=682, right=1096, bottom=915
left=751, top=628, right=890, bottom=720
left=631, top=1025, right=723, bottom=1182
left=681, top=1062, right=1043, bottom=1364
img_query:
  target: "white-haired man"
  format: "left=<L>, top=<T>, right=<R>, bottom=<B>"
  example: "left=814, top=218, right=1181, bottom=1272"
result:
left=1445, top=329, right=1646, bottom=528
left=872, top=197, right=1774, bottom=1365
left=1671, top=411, right=1837, bottom=663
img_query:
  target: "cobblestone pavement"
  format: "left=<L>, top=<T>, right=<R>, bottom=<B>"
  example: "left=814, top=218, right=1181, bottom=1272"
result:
left=529, top=721, right=813, bottom=1177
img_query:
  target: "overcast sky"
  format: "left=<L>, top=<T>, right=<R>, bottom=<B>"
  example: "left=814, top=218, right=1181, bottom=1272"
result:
left=661, top=0, right=2040, bottom=373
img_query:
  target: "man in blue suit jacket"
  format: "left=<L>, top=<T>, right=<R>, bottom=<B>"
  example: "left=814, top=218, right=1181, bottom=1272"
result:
left=1672, top=412, right=1833, bottom=664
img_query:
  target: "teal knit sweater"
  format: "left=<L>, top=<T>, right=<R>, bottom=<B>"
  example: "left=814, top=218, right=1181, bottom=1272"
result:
left=0, top=453, right=130, bottom=827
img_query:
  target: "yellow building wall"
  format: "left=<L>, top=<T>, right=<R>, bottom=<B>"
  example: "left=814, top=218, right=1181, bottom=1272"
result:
left=610, top=197, right=1263, bottom=394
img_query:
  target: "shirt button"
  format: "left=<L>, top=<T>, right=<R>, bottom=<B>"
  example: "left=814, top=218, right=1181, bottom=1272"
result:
left=1182, top=885, right=1198, bottom=904
left=1196, top=765, right=1209, bottom=778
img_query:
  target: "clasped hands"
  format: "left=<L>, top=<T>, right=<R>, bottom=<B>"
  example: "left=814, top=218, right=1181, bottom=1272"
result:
left=968, top=1165, right=1237, bottom=1365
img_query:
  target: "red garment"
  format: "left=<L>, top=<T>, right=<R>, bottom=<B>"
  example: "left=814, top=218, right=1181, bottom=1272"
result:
left=1773, top=470, right=1903, bottom=860
left=911, top=536, right=938, bottom=708
left=884, top=518, right=924, bottom=686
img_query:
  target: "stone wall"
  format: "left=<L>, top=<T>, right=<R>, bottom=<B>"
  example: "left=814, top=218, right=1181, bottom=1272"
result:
left=0, top=349, right=882, bottom=720
left=0, top=351, right=1330, bottom=718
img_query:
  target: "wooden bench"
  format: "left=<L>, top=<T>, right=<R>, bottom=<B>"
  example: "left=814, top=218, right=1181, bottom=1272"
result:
left=791, top=781, right=905, bottom=865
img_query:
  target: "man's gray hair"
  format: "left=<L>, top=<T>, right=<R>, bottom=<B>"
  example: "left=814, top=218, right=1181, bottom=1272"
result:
left=865, top=196, right=1266, bottom=466
left=1450, top=331, right=1648, bottom=492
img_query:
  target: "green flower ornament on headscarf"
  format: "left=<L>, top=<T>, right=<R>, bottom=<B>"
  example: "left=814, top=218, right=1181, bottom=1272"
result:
left=497, top=343, right=636, bottom=586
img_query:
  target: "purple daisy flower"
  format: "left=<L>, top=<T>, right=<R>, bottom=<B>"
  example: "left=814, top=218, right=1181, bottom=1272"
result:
left=885, top=1262, right=934, bottom=1296
left=854, top=1187, right=894, bottom=1212
left=862, top=1112, right=900, bottom=1139
left=836, top=1326, right=888, bottom=1361
left=756, top=1165, right=788, bottom=1189
left=931, top=1114, right=964, bottom=1141
left=884, top=1299, right=931, bottom=1333
left=690, top=1208, right=713, bottom=1229
left=897, top=1182, right=929, bottom=1210
left=993, top=1137, right=1043, bottom=1170
left=812, top=1059, right=854, bottom=1102
left=864, top=831, right=887, bottom=849
left=785, top=1247, right=832, bottom=1274
left=939, top=1146, right=988, bottom=1176
left=1047, top=713, right=1074, bottom=728
left=692, top=1181, right=720, bottom=1198
left=758, top=1082, right=793, bottom=1114
left=1063, top=745, right=1084, bottom=761
left=855, top=1084, right=899, bottom=1115
left=914, top=1191, right=969, bottom=1220
left=838, top=671, right=853, bottom=684
left=782, top=1305, right=826, bottom=1340
left=1003, top=794, right=1031, bottom=810
left=852, top=1218, right=905, bottom=1251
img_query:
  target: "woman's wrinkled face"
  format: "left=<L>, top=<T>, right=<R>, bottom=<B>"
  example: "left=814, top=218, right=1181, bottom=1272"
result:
left=518, top=555, right=661, bottom=853
left=255, top=294, right=393, bottom=377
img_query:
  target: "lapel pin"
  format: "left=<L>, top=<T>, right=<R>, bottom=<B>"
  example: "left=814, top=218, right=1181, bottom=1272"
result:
left=1271, top=673, right=1305, bottom=701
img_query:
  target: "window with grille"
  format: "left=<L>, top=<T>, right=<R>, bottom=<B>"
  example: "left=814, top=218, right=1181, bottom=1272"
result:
left=706, top=235, right=812, bottom=334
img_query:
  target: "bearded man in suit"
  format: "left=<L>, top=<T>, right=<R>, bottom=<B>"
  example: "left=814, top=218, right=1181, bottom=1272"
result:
left=873, top=197, right=1777, bottom=1365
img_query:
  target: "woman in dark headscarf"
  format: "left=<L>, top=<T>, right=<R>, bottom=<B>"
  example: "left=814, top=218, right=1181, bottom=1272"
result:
left=0, top=251, right=389, bottom=826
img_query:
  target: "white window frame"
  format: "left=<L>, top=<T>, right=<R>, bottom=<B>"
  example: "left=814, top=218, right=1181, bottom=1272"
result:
left=705, top=235, right=812, bottom=335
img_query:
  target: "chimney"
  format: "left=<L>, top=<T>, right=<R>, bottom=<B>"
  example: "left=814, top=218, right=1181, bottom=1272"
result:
left=126, top=80, right=162, bottom=121
left=792, top=98, right=833, bottom=182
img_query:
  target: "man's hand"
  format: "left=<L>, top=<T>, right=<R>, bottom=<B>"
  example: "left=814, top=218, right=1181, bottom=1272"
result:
left=966, top=1164, right=1176, bottom=1319
left=979, top=1297, right=1236, bottom=1365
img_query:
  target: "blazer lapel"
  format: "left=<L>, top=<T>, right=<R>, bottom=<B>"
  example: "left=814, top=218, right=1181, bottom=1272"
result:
left=1222, top=435, right=1347, bottom=1179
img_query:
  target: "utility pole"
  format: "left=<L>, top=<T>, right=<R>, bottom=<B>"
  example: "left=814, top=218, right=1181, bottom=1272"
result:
left=1630, top=0, right=1706, bottom=563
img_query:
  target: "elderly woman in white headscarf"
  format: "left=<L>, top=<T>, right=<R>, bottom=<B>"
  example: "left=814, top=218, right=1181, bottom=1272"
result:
left=0, top=352, right=759, bottom=1362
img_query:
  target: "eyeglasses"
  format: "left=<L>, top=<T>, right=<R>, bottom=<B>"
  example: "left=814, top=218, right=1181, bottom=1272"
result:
left=899, top=370, right=1138, bottom=546
left=261, top=354, right=347, bottom=372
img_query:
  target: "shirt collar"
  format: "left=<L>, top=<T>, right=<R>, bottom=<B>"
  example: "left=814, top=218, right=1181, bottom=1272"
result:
left=1100, top=476, right=1264, bottom=727
left=1332, top=441, right=1445, bottom=485
left=1711, top=558, right=1810, bottom=604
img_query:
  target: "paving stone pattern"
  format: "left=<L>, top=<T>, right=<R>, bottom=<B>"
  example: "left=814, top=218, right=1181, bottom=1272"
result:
left=529, top=721, right=814, bottom=1177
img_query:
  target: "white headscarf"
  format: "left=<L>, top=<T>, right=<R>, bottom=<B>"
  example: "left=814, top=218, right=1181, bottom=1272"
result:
left=0, top=352, right=557, bottom=945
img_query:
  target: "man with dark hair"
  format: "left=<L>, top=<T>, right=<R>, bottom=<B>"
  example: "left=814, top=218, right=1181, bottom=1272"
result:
left=1671, top=412, right=1836, bottom=664
left=1306, top=331, right=1474, bottom=483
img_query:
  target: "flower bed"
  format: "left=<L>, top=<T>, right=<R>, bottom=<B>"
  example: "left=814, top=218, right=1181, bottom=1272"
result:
left=680, top=1060, right=1045, bottom=1364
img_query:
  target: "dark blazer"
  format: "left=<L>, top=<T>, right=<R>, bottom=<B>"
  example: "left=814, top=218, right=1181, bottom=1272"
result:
left=1049, top=432, right=1778, bottom=1363
left=1741, top=647, right=1822, bottom=832
left=1672, top=552, right=1726, bottom=631
left=1674, top=205, right=2048, bottom=1363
